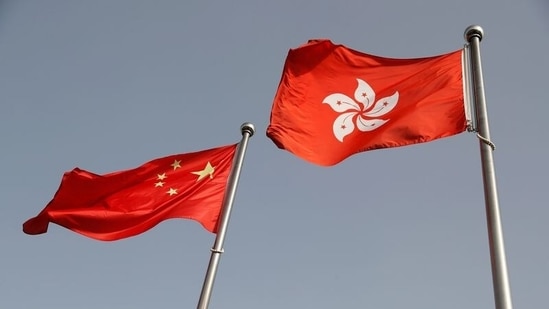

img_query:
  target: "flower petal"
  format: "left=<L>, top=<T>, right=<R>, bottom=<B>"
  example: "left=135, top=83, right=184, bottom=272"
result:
left=323, top=93, right=360, bottom=112
left=356, top=116, right=388, bottom=132
left=354, top=79, right=376, bottom=110
left=365, top=91, right=399, bottom=117
left=333, top=112, right=356, bottom=142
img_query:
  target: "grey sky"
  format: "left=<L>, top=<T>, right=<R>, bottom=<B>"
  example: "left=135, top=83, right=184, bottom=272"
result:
left=1, top=1, right=548, bottom=308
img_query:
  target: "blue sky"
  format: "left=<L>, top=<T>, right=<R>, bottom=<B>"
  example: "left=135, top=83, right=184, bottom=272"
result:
left=1, top=1, right=548, bottom=308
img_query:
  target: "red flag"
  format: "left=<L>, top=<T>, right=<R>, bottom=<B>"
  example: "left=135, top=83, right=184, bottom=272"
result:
left=267, top=39, right=468, bottom=166
left=23, top=144, right=237, bottom=241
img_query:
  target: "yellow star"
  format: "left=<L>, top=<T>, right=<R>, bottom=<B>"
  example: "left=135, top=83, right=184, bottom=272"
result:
left=171, top=159, right=181, bottom=170
left=167, top=188, right=177, bottom=196
left=155, top=181, right=164, bottom=187
left=191, top=162, right=215, bottom=181
left=157, top=173, right=167, bottom=180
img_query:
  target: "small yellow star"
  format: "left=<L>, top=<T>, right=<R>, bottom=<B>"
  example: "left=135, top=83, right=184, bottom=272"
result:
left=157, top=173, right=167, bottom=180
left=191, top=162, right=215, bottom=182
left=155, top=181, right=164, bottom=187
left=171, top=159, right=181, bottom=170
left=167, top=188, right=177, bottom=196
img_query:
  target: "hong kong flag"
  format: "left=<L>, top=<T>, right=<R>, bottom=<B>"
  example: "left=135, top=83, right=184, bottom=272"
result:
left=267, top=39, right=468, bottom=166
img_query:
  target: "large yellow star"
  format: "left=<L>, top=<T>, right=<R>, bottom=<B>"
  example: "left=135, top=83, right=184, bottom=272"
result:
left=191, top=162, right=215, bottom=181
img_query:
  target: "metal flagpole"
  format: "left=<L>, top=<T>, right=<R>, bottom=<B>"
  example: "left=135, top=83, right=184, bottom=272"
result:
left=464, top=25, right=513, bottom=309
left=196, top=122, right=255, bottom=309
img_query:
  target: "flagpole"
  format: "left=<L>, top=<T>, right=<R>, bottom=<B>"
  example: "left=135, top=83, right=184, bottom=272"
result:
left=196, top=122, right=255, bottom=309
left=464, top=25, right=513, bottom=309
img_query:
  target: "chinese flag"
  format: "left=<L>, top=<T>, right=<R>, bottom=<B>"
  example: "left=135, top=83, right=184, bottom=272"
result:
left=23, top=144, right=237, bottom=241
left=267, top=39, right=468, bottom=166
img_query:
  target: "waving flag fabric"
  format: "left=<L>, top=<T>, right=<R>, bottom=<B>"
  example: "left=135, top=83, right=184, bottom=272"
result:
left=23, top=144, right=237, bottom=241
left=267, top=39, right=468, bottom=166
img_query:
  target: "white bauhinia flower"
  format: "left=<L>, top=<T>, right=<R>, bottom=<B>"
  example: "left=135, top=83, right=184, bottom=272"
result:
left=323, top=79, right=399, bottom=142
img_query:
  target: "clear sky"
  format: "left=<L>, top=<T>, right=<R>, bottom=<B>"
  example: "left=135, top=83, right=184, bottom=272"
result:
left=1, top=1, right=548, bottom=308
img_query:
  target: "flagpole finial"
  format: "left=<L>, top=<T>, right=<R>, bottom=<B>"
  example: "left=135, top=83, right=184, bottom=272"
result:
left=465, top=25, right=484, bottom=42
left=240, top=122, right=255, bottom=137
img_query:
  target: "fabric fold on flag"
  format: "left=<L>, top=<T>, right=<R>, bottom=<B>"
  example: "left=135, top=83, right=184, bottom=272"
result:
left=267, top=39, right=468, bottom=166
left=23, top=144, right=237, bottom=241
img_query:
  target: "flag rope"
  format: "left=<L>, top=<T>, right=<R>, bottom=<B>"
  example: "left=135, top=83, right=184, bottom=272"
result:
left=476, top=132, right=496, bottom=151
